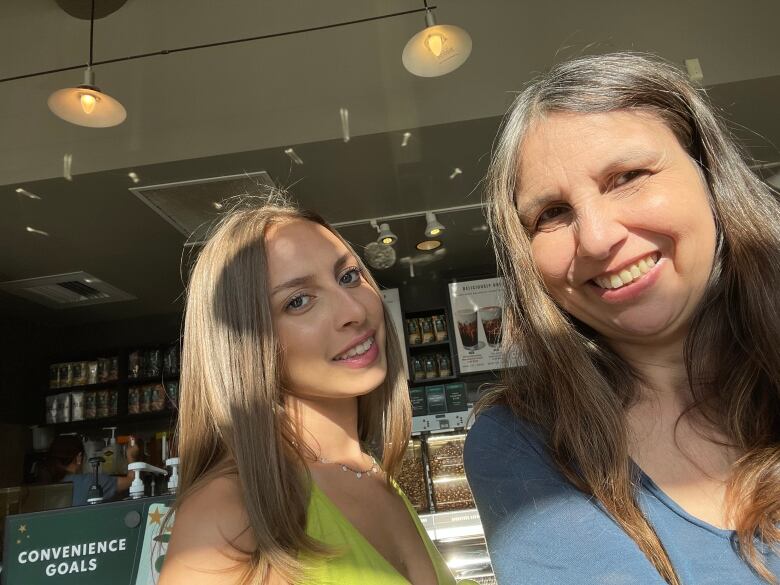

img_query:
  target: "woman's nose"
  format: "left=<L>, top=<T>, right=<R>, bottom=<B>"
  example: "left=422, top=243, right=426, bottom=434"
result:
left=333, top=286, right=369, bottom=329
left=574, top=204, right=628, bottom=261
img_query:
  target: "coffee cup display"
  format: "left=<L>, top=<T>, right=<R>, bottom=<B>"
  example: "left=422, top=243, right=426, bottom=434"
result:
left=456, top=309, right=479, bottom=349
left=480, top=306, right=503, bottom=346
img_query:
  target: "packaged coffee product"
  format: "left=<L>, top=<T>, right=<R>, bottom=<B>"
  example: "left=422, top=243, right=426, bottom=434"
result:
left=407, top=318, right=422, bottom=345
left=128, top=351, right=142, bottom=379
left=436, top=353, right=452, bottom=378
left=412, top=357, right=425, bottom=381
left=425, top=385, right=447, bottom=415
left=59, top=363, right=72, bottom=388
left=144, top=349, right=162, bottom=378
left=96, top=390, right=109, bottom=418
left=163, top=343, right=180, bottom=376
left=165, top=381, right=179, bottom=408
left=97, top=357, right=110, bottom=382
left=445, top=382, right=468, bottom=412
left=84, top=392, right=97, bottom=419
left=72, top=362, right=87, bottom=386
left=419, top=317, right=435, bottom=344
left=109, top=356, right=119, bottom=380
left=140, top=385, right=152, bottom=413
left=109, top=389, right=119, bottom=416
left=150, top=383, right=165, bottom=411
left=49, top=364, right=60, bottom=389
left=409, top=386, right=427, bottom=417
left=423, top=355, right=438, bottom=379
left=46, top=395, right=58, bottom=424
left=56, top=393, right=71, bottom=423
left=433, top=314, right=449, bottom=341
left=70, top=391, right=85, bottom=421
left=87, top=361, right=99, bottom=385
left=128, top=387, right=140, bottom=414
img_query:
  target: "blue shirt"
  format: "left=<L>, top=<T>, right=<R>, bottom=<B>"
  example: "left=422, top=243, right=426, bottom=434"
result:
left=63, top=473, right=117, bottom=506
left=464, top=405, right=779, bottom=585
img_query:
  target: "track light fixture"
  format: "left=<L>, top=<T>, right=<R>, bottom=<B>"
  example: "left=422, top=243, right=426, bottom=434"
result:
left=424, top=211, right=445, bottom=238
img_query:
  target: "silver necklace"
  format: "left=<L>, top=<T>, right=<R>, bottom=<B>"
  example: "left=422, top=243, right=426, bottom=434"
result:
left=317, top=454, right=379, bottom=479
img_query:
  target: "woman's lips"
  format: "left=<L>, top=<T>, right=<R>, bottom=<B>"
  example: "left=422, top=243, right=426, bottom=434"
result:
left=332, top=338, right=380, bottom=369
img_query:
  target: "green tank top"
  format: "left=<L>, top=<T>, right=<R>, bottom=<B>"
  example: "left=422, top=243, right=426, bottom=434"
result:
left=302, top=480, right=475, bottom=584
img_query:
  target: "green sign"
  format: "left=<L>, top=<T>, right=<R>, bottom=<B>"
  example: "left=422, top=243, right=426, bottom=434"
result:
left=3, top=496, right=174, bottom=585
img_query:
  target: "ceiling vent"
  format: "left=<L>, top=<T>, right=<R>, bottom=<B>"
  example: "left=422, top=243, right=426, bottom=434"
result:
left=130, top=171, right=276, bottom=243
left=0, top=272, right=136, bottom=309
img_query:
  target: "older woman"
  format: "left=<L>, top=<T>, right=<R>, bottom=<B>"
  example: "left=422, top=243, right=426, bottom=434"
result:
left=464, top=53, right=779, bottom=584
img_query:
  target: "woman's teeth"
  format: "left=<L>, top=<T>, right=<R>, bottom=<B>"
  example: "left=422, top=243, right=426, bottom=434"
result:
left=594, top=254, right=659, bottom=290
left=335, top=337, right=374, bottom=360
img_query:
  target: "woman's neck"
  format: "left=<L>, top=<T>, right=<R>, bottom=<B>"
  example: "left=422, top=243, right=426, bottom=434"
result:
left=611, top=335, right=690, bottom=409
left=285, top=394, right=366, bottom=466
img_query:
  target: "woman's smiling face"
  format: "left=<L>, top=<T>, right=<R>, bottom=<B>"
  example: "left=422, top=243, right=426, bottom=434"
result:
left=514, top=110, right=717, bottom=346
left=265, top=219, right=387, bottom=400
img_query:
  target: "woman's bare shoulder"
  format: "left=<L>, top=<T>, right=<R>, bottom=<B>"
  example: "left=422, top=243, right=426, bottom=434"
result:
left=158, top=475, right=257, bottom=584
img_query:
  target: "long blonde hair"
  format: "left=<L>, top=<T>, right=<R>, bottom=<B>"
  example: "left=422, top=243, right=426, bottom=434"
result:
left=483, top=52, right=780, bottom=584
left=174, top=193, right=411, bottom=583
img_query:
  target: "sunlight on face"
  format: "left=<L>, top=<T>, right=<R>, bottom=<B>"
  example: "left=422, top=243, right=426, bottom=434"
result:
left=515, top=110, right=717, bottom=345
left=265, top=220, right=387, bottom=400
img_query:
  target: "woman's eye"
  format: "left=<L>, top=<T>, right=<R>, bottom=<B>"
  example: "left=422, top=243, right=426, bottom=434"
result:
left=286, top=294, right=311, bottom=311
left=614, top=169, right=646, bottom=187
left=339, top=267, right=362, bottom=286
left=534, top=205, right=570, bottom=231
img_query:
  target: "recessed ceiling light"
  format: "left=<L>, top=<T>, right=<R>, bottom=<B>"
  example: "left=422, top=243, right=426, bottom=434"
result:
left=416, top=239, right=441, bottom=251
left=449, top=167, right=462, bottom=180
left=15, top=188, right=41, bottom=200
left=284, top=148, right=304, bottom=165
left=26, top=226, right=49, bottom=236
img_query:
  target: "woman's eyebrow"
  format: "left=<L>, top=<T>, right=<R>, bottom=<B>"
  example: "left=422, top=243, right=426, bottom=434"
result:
left=271, top=253, right=352, bottom=296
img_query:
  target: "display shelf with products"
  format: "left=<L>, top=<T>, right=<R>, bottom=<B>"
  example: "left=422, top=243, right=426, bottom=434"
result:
left=41, top=342, right=180, bottom=428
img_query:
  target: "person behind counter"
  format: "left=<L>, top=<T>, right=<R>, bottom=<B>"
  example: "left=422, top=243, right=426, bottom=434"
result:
left=40, top=434, right=140, bottom=506
left=464, top=52, right=780, bottom=584
left=159, top=195, right=466, bottom=585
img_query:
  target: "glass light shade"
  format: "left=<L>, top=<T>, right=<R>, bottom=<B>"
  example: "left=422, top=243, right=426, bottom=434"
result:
left=48, top=85, right=126, bottom=128
left=402, top=23, right=472, bottom=77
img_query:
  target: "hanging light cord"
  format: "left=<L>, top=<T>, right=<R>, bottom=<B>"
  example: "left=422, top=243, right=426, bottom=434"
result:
left=1, top=6, right=437, bottom=84
left=88, top=0, right=95, bottom=69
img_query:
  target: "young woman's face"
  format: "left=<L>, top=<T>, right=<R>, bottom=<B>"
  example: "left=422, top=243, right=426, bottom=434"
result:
left=266, top=219, right=387, bottom=400
left=514, top=110, right=717, bottom=346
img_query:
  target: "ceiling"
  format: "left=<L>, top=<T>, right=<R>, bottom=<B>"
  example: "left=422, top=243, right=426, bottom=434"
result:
left=1, top=0, right=779, bottom=326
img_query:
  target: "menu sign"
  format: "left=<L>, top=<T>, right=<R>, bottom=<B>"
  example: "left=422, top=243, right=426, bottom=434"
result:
left=448, top=277, right=515, bottom=373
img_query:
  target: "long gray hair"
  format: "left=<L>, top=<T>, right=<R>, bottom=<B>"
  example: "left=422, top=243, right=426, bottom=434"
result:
left=483, top=52, right=780, bottom=584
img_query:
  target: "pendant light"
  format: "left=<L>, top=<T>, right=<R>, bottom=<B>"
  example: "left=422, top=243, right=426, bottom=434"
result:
left=48, top=0, right=126, bottom=128
left=402, top=0, right=472, bottom=77
left=424, top=211, right=445, bottom=237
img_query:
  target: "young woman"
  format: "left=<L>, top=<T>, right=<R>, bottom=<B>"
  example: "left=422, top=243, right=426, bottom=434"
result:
left=464, top=53, right=780, bottom=584
left=159, top=197, right=464, bottom=584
